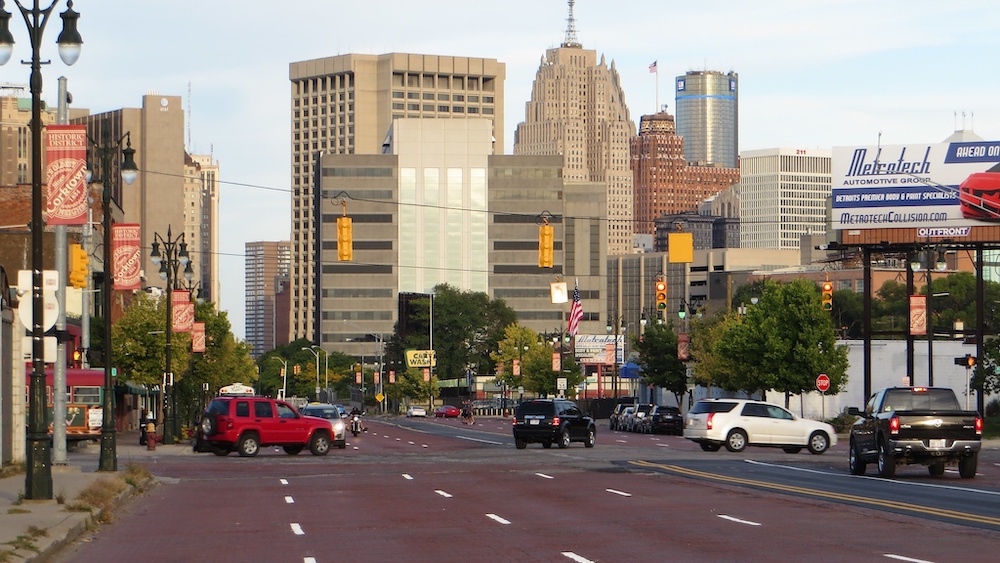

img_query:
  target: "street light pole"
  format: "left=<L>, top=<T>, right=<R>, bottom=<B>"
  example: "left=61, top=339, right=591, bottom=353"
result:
left=88, top=129, right=137, bottom=472
left=606, top=316, right=623, bottom=398
left=150, top=226, right=191, bottom=444
left=0, top=0, right=82, bottom=500
left=270, top=356, right=288, bottom=399
left=303, top=345, right=321, bottom=401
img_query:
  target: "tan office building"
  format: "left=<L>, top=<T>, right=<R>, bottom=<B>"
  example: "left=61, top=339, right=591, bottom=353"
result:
left=288, top=53, right=507, bottom=343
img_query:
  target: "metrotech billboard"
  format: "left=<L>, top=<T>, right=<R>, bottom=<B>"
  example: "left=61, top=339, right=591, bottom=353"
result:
left=831, top=140, right=1000, bottom=233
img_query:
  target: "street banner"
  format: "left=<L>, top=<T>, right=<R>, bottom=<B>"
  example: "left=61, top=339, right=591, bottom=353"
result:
left=909, top=295, right=927, bottom=336
left=678, top=333, right=690, bottom=361
left=45, top=124, right=88, bottom=225
left=173, top=291, right=194, bottom=333
left=112, top=224, right=142, bottom=290
left=192, top=322, right=206, bottom=352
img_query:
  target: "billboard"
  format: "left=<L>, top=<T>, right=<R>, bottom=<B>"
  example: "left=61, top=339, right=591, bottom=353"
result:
left=831, top=140, right=1000, bottom=232
left=574, top=334, right=624, bottom=365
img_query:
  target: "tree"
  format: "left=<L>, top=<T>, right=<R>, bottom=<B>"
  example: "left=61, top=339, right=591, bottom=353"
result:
left=631, top=322, right=687, bottom=406
left=490, top=324, right=583, bottom=397
left=706, top=279, right=849, bottom=404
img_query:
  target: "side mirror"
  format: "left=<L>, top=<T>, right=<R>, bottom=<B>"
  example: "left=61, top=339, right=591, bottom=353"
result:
left=847, top=407, right=862, bottom=417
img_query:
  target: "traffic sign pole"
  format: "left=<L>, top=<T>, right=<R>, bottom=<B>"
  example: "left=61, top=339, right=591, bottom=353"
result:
left=816, top=373, right=830, bottom=420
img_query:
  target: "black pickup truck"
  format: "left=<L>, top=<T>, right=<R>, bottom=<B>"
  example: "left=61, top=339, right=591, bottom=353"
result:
left=847, top=387, right=982, bottom=478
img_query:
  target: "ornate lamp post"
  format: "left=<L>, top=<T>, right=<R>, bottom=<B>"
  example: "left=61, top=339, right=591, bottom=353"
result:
left=150, top=226, right=191, bottom=444
left=87, top=130, right=137, bottom=472
left=0, top=0, right=82, bottom=500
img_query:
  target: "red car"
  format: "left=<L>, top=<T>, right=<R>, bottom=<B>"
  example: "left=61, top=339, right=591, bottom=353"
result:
left=959, top=172, right=1000, bottom=221
left=434, top=405, right=461, bottom=418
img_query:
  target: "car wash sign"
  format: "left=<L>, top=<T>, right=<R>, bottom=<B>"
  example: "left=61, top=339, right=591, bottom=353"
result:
left=831, top=140, right=1000, bottom=231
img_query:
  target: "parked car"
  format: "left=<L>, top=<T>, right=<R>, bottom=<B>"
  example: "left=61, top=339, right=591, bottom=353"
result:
left=199, top=396, right=335, bottom=457
left=646, top=405, right=683, bottom=435
left=616, top=406, right=636, bottom=432
left=629, top=404, right=655, bottom=432
left=683, top=398, right=836, bottom=454
left=299, top=403, right=347, bottom=449
left=609, top=398, right=637, bottom=431
left=512, top=398, right=596, bottom=449
left=434, top=405, right=461, bottom=418
left=406, top=405, right=427, bottom=417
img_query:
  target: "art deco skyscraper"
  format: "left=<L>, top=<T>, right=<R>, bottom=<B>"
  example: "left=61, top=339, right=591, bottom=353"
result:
left=513, top=1, right=636, bottom=256
left=675, top=70, right=739, bottom=168
left=288, top=53, right=506, bottom=342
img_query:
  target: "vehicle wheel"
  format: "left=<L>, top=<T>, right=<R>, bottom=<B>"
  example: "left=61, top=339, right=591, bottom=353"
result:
left=609, top=420, right=616, bottom=431
left=959, top=454, right=978, bottom=478
left=585, top=427, right=596, bottom=448
left=807, top=431, right=830, bottom=455
left=725, top=429, right=747, bottom=452
left=558, top=429, right=571, bottom=449
left=200, top=414, right=216, bottom=437
left=210, top=444, right=230, bottom=457
left=542, top=441, right=552, bottom=449
left=782, top=447, right=802, bottom=454
left=283, top=445, right=303, bottom=455
left=928, top=462, right=945, bottom=476
left=700, top=442, right=721, bottom=452
left=877, top=439, right=895, bottom=478
left=848, top=438, right=866, bottom=475
left=310, top=433, right=330, bottom=456
left=237, top=434, right=260, bottom=457
left=515, top=438, right=527, bottom=450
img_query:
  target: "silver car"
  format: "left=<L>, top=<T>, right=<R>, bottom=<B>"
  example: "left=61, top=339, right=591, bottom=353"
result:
left=300, top=403, right=348, bottom=449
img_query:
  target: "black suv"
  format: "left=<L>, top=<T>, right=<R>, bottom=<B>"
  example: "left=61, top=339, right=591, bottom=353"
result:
left=512, top=399, right=596, bottom=449
left=646, top=405, right=683, bottom=435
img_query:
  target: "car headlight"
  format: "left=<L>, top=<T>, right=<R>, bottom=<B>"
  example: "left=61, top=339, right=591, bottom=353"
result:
left=333, top=421, right=345, bottom=432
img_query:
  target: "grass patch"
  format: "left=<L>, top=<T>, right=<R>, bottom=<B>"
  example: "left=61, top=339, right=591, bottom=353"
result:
left=0, top=462, right=25, bottom=479
left=2, top=525, right=47, bottom=555
left=984, top=416, right=1000, bottom=440
left=6, top=508, right=30, bottom=515
left=64, top=463, right=153, bottom=524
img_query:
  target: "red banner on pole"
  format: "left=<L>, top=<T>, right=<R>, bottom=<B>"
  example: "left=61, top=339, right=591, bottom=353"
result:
left=112, top=223, right=142, bottom=290
left=45, top=124, right=88, bottom=225
left=909, top=295, right=927, bottom=336
left=173, top=292, right=194, bottom=333
left=192, top=322, right=206, bottom=352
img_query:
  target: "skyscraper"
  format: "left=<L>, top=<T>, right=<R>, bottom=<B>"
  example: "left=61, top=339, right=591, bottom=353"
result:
left=185, top=153, right=220, bottom=306
left=513, top=1, right=636, bottom=256
left=630, top=111, right=739, bottom=234
left=738, top=148, right=831, bottom=250
left=288, top=53, right=506, bottom=343
left=675, top=70, right=739, bottom=168
left=245, top=240, right=290, bottom=358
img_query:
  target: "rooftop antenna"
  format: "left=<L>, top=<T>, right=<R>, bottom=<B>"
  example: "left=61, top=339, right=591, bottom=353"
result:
left=187, top=81, right=192, bottom=151
left=563, top=0, right=580, bottom=47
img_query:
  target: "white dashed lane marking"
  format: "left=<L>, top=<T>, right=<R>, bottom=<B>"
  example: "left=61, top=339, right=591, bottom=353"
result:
left=402, top=474, right=413, bottom=480
left=290, top=523, right=305, bottom=535
left=279, top=479, right=288, bottom=485
left=284, top=496, right=294, bottom=504
left=535, top=472, right=554, bottom=479
left=486, top=513, right=511, bottom=525
left=435, top=490, right=453, bottom=498
left=562, top=552, right=595, bottom=563
left=717, top=514, right=761, bottom=526
left=606, top=489, right=632, bottom=497
left=884, top=555, right=935, bottom=563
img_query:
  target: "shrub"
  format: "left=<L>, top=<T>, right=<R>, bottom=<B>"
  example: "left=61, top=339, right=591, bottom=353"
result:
left=826, top=409, right=858, bottom=433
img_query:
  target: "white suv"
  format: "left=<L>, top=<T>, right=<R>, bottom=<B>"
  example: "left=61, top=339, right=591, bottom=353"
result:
left=683, top=399, right=836, bottom=454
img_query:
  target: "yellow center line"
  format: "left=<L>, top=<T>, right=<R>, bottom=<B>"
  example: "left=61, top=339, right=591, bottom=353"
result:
left=629, top=460, right=1000, bottom=527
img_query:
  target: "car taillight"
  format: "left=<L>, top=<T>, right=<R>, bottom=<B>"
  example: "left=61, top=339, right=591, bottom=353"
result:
left=976, top=417, right=983, bottom=435
left=889, top=416, right=900, bottom=435
left=706, top=413, right=714, bottom=430
left=552, top=416, right=560, bottom=426
left=512, top=417, right=518, bottom=426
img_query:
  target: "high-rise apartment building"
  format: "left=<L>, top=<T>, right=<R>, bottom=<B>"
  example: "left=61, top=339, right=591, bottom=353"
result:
left=631, top=111, right=739, bottom=234
left=738, top=148, right=831, bottom=250
left=288, top=53, right=506, bottom=342
left=245, top=240, right=290, bottom=358
left=675, top=70, right=739, bottom=168
left=185, top=153, right=220, bottom=306
left=513, top=2, right=636, bottom=256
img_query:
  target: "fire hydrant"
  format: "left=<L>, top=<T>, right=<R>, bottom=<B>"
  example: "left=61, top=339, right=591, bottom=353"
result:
left=145, top=420, right=157, bottom=451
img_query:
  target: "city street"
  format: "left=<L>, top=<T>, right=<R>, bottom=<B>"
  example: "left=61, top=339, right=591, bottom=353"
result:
left=53, top=417, right=1000, bottom=562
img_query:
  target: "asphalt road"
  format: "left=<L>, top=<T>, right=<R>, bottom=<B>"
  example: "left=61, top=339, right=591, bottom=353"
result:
left=53, top=417, right=1000, bottom=562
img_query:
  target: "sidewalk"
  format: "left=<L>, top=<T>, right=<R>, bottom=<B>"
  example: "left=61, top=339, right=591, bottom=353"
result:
left=0, top=431, right=196, bottom=562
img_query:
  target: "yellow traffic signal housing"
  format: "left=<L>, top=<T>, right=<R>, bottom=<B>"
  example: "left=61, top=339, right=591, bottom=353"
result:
left=967, top=355, right=977, bottom=368
left=337, top=216, right=353, bottom=261
left=293, top=364, right=301, bottom=375
left=655, top=279, right=667, bottom=311
left=538, top=224, right=554, bottom=268
left=821, top=281, right=833, bottom=311
left=69, top=243, right=89, bottom=288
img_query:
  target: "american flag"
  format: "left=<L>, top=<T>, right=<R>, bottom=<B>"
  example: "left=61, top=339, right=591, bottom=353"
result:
left=648, top=60, right=657, bottom=73
left=568, top=281, right=583, bottom=336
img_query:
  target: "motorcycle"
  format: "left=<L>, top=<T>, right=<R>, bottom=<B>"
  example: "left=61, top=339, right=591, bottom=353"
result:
left=351, top=415, right=363, bottom=437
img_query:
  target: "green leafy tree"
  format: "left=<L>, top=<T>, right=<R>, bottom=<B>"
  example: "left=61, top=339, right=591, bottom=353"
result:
left=709, top=279, right=849, bottom=404
left=631, top=322, right=687, bottom=405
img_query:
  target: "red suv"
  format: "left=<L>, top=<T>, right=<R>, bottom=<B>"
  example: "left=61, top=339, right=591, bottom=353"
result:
left=199, top=396, right=335, bottom=457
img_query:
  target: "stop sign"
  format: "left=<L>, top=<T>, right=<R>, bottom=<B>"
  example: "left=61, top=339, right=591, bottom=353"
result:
left=816, top=373, right=831, bottom=393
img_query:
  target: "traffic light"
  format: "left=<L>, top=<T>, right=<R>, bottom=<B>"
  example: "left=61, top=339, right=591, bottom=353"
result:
left=821, top=281, right=833, bottom=311
left=967, top=355, right=977, bottom=368
left=293, top=364, right=301, bottom=375
left=337, top=216, right=353, bottom=261
left=538, top=224, right=554, bottom=268
left=655, top=279, right=667, bottom=311
left=69, top=243, right=89, bottom=289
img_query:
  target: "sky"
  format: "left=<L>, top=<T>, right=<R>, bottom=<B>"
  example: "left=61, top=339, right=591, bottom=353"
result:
left=3, top=0, right=997, bottom=339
